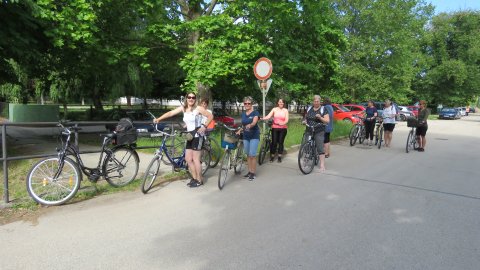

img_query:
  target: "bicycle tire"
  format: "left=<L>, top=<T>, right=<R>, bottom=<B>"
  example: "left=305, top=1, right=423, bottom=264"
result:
left=358, top=126, right=366, bottom=144
left=298, top=142, right=315, bottom=175
left=218, top=150, right=231, bottom=190
left=201, top=148, right=211, bottom=176
left=377, top=127, right=384, bottom=149
left=234, top=143, right=245, bottom=174
left=207, top=138, right=222, bottom=168
left=141, top=156, right=161, bottom=194
left=258, top=137, right=269, bottom=165
left=104, top=147, right=139, bottom=187
left=27, top=157, right=81, bottom=206
left=349, top=125, right=358, bottom=146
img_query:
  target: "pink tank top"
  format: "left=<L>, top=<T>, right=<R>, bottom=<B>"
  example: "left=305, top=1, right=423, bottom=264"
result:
left=272, top=109, right=288, bottom=129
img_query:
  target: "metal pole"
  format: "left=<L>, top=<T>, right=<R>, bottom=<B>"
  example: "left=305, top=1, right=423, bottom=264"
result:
left=2, top=125, right=9, bottom=203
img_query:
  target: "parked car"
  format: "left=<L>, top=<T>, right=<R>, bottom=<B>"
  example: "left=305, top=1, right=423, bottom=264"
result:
left=406, top=105, right=419, bottom=117
left=470, top=107, right=476, bottom=113
left=213, top=108, right=235, bottom=126
left=457, top=107, right=467, bottom=116
left=331, top=103, right=361, bottom=123
left=397, top=106, right=414, bottom=121
left=105, top=109, right=164, bottom=132
left=438, top=108, right=461, bottom=120
left=342, top=104, right=366, bottom=113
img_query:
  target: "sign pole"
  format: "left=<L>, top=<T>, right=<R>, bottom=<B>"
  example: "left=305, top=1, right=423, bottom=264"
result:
left=253, top=58, right=273, bottom=134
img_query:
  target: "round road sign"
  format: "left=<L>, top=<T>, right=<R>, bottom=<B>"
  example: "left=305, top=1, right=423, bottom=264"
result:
left=254, top=57, right=272, bottom=80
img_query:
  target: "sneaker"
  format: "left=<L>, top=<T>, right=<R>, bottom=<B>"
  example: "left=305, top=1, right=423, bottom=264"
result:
left=248, top=173, right=255, bottom=181
left=277, top=157, right=282, bottom=163
left=189, top=180, right=203, bottom=188
left=243, top=172, right=251, bottom=178
left=418, top=148, right=425, bottom=152
left=187, top=179, right=196, bottom=186
left=369, top=141, right=373, bottom=146
left=270, top=157, right=275, bottom=162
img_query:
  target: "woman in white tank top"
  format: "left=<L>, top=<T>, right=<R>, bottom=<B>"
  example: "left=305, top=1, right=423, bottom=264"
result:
left=154, top=92, right=213, bottom=187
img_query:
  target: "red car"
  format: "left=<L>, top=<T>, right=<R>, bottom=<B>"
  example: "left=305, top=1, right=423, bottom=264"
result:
left=343, top=104, right=366, bottom=113
left=406, top=106, right=419, bottom=117
left=331, top=103, right=361, bottom=123
left=213, top=108, right=235, bottom=126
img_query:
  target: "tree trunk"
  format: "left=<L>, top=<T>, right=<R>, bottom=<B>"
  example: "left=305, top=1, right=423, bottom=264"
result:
left=92, top=86, right=104, bottom=111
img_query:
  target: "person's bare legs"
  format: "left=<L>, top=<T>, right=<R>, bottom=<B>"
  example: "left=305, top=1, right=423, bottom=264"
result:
left=319, top=154, right=326, bottom=172
left=324, top=142, right=330, bottom=156
left=248, top=157, right=256, bottom=175
left=191, top=150, right=202, bottom=182
left=185, top=149, right=198, bottom=180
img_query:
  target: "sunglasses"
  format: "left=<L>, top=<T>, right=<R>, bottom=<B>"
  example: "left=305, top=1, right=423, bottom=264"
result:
left=187, top=96, right=196, bottom=100
left=244, top=102, right=251, bottom=105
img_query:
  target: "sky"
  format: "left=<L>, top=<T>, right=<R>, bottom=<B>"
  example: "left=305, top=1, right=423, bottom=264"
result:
left=428, top=0, right=480, bottom=14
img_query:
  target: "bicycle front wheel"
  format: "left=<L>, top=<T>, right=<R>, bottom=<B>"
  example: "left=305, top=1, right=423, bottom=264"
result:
left=218, top=150, right=231, bottom=190
left=104, top=147, right=139, bottom=187
left=258, top=136, right=269, bottom=165
left=358, top=126, right=366, bottom=144
left=201, top=148, right=211, bottom=176
left=298, top=142, right=315, bottom=175
left=207, top=138, right=222, bottom=168
left=234, top=143, right=245, bottom=174
left=377, top=127, right=384, bottom=149
left=141, top=156, right=161, bottom=194
left=349, top=126, right=359, bottom=146
left=27, top=157, right=81, bottom=206
left=406, top=130, right=416, bottom=153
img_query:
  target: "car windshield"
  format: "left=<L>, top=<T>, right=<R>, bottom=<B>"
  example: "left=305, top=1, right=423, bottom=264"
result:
left=337, top=105, right=350, bottom=112
left=441, top=108, right=456, bottom=113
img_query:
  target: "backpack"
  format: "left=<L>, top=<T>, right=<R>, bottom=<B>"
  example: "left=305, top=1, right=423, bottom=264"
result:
left=114, top=118, right=137, bottom=145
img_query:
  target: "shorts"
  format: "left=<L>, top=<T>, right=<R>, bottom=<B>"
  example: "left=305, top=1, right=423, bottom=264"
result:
left=243, top=138, right=260, bottom=157
left=416, top=125, right=428, bottom=137
left=186, top=136, right=204, bottom=151
left=324, top=132, right=331, bottom=144
left=383, top=123, right=395, bottom=132
left=304, top=131, right=325, bottom=155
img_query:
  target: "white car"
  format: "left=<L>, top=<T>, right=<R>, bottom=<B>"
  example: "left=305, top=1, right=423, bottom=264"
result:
left=457, top=107, right=467, bottom=116
left=398, top=106, right=414, bottom=121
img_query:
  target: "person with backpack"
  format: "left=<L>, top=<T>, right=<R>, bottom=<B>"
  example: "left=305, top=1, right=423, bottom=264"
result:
left=303, top=95, right=330, bottom=172
left=154, top=92, right=213, bottom=188
left=261, top=98, right=289, bottom=163
left=382, top=99, right=396, bottom=147
left=322, top=97, right=334, bottom=158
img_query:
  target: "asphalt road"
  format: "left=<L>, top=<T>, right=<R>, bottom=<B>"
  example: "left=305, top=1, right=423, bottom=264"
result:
left=1, top=115, right=479, bottom=270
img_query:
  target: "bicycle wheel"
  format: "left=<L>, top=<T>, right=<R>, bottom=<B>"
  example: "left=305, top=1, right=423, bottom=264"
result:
left=349, top=125, right=359, bottom=146
left=218, top=150, right=231, bottom=190
left=141, top=156, right=161, bottom=194
left=377, top=127, right=384, bottom=149
left=258, top=136, right=269, bottom=165
left=103, top=147, right=139, bottom=187
left=358, top=126, right=366, bottom=144
left=234, top=143, right=245, bottom=174
left=201, top=148, right=211, bottom=175
left=27, top=157, right=81, bottom=206
left=207, top=138, right=222, bottom=168
left=406, top=130, right=417, bottom=153
left=298, top=142, right=315, bottom=175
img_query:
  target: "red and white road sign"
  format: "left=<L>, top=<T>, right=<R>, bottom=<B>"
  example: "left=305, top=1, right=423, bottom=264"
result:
left=253, top=57, right=272, bottom=80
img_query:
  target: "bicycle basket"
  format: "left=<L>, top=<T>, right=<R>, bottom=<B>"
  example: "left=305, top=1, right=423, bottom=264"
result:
left=221, top=128, right=239, bottom=149
left=406, top=117, right=418, bottom=128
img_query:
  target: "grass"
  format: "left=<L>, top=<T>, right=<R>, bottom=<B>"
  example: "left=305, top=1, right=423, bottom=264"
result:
left=1, top=116, right=352, bottom=212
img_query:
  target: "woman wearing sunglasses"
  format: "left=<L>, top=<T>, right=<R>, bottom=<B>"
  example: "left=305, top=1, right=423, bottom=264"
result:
left=154, top=92, right=213, bottom=187
left=240, top=96, right=260, bottom=180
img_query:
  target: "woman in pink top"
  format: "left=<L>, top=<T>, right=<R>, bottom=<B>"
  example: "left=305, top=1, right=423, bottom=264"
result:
left=262, top=98, right=289, bottom=162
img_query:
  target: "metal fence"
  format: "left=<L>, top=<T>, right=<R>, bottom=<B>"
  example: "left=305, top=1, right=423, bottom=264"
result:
left=0, top=120, right=176, bottom=204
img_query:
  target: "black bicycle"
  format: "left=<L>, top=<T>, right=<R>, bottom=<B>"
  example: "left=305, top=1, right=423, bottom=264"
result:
left=349, top=115, right=366, bottom=146
left=258, top=119, right=273, bottom=165
left=405, top=117, right=418, bottom=153
left=298, top=122, right=322, bottom=175
left=141, top=125, right=211, bottom=194
left=26, top=122, right=140, bottom=206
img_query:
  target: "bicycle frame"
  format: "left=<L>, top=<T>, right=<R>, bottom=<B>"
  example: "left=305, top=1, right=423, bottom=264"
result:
left=154, top=131, right=187, bottom=170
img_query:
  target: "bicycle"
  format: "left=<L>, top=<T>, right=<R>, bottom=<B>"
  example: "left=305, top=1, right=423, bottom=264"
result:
left=258, top=119, right=273, bottom=165
left=141, top=125, right=211, bottom=194
left=405, top=117, right=418, bottom=153
left=349, top=115, right=366, bottom=146
left=374, top=117, right=385, bottom=149
left=203, top=127, right=222, bottom=168
left=298, top=122, right=322, bottom=175
left=26, top=122, right=140, bottom=206
left=217, top=123, right=245, bottom=190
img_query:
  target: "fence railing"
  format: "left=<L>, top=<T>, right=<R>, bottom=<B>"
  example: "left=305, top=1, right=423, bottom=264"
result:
left=0, top=120, right=178, bottom=204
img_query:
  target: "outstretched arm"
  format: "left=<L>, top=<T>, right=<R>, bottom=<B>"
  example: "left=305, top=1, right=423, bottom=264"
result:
left=154, top=106, right=183, bottom=123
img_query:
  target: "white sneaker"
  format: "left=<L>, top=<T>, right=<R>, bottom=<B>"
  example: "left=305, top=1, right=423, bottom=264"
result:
left=369, top=140, right=373, bottom=146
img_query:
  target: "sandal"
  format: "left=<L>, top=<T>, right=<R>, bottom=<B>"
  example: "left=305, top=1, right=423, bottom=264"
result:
left=325, top=154, right=330, bottom=158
